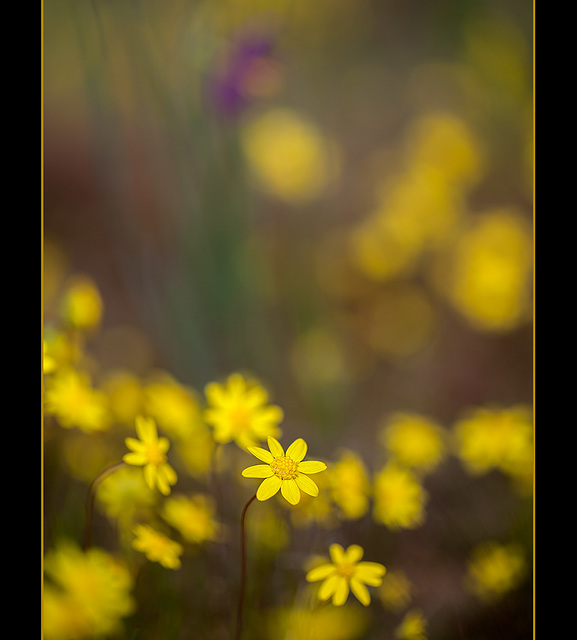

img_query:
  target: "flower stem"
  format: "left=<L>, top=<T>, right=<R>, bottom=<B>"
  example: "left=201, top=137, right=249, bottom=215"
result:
left=235, top=493, right=257, bottom=640
left=83, top=461, right=127, bottom=550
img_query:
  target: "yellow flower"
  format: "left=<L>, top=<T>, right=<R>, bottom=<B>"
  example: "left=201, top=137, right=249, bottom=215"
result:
left=466, top=541, right=526, bottom=601
left=203, top=373, right=284, bottom=449
left=59, top=275, right=103, bottom=331
left=123, top=416, right=177, bottom=495
left=161, top=494, right=220, bottom=544
left=395, top=608, right=428, bottom=640
left=306, top=544, right=386, bottom=606
left=132, top=524, right=183, bottom=569
left=43, top=542, right=134, bottom=640
left=242, top=435, right=327, bottom=505
left=377, top=569, right=413, bottom=612
left=453, top=406, right=533, bottom=479
left=101, top=371, right=146, bottom=427
left=44, top=368, right=111, bottom=432
left=241, top=107, right=340, bottom=204
left=380, top=412, right=447, bottom=474
left=328, top=449, right=371, bottom=519
left=266, top=604, right=369, bottom=640
left=373, top=464, right=427, bottom=530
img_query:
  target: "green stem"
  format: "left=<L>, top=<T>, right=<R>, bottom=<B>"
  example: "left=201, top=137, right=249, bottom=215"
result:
left=83, top=461, right=127, bottom=550
left=235, top=493, right=257, bottom=640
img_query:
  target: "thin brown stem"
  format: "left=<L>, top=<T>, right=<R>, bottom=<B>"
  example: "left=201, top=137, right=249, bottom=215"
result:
left=235, top=493, right=257, bottom=640
left=83, top=461, right=127, bottom=550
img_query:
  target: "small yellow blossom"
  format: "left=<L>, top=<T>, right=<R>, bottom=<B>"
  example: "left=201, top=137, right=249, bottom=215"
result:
left=44, top=368, right=111, bottom=432
left=242, top=435, right=327, bottom=505
left=59, top=275, right=103, bottom=331
left=395, top=608, right=428, bottom=640
left=132, top=524, right=183, bottom=569
left=101, top=371, right=146, bottom=427
left=306, top=544, right=386, bottom=606
left=266, top=604, right=369, bottom=640
left=204, top=373, right=284, bottom=449
left=161, top=494, right=220, bottom=544
left=373, top=464, right=427, bottom=530
left=466, top=541, right=526, bottom=601
left=145, top=373, right=204, bottom=440
left=123, top=416, right=177, bottom=495
left=380, top=412, right=447, bottom=474
left=43, top=542, right=134, bottom=640
left=328, top=449, right=371, bottom=519
left=453, top=406, right=533, bottom=479
left=241, top=107, right=340, bottom=204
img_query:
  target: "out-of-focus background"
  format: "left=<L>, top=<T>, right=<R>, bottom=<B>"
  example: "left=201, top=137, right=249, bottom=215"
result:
left=43, top=0, right=533, bottom=638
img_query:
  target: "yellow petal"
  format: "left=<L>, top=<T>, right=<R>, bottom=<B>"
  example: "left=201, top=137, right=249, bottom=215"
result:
left=267, top=435, right=285, bottom=458
left=246, top=446, right=274, bottom=464
left=343, top=544, right=364, bottom=564
left=332, top=577, right=350, bottom=606
left=256, top=475, right=282, bottom=501
left=144, top=464, right=156, bottom=490
left=286, top=438, right=307, bottom=462
left=297, top=460, right=327, bottom=474
left=295, top=473, right=319, bottom=497
left=306, top=564, right=336, bottom=582
left=136, top=415, right=157, bottom=442
left=280, top=478, right=301, bottom=505
left=355, top=562, right=387, bottom=585
left=318, top=574, right=340, bottom=601
left=125, top=437, right=145, bottom=452
left=242, top=464, right=274, bottom=478
left=329, top=543, right=345, bottom=565
left=123, top=452, right=146, bottom=466
left=350, top=578, right=371, bottom=606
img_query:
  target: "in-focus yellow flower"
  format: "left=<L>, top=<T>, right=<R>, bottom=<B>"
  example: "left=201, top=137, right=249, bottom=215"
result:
left=123, top=416, right=177, bottom=495
left=306, top=544, right=386, bottom=606
left=380, top=412, right=447, bottom=474
left=43, top=542, right=134, bottom=640
left=465, top=541, right=526, bottom=601
left=161, top=494, right=220, bottom=544
left=60, top=275, right=103, bottom=331
left=204, top=373, right=284, bottom=449
left=453, top=406, right=533, bottom=480
left=132, top=524, right=183, bottom=569
left=395, top=608, right=428, bottom=640
left=242, top=435, right=327, bottom=505
left=373, top=464, right=427, bottom=530
left=328, top=449, right=371, bottom=519
left=44, top=368, right=111, bottom=432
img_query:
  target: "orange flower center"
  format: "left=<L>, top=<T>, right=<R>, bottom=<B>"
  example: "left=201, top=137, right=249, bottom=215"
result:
left=270, top=456, right=298, bottom=480
left=145, top=442, right=167, bottom=466
left=336, top=562, right=356, bottom=579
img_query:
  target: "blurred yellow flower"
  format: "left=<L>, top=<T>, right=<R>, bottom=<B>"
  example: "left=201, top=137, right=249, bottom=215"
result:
left=465, top=541, right=526, bottom=601
left=123, top=416, right=178, bottom=495
left=380, top=412, right=447, bottom=473
left=241, top=107, right=340, bottom=204
left=101, top=370, right=146, bottom=427
left=204, top=373, right=284, bottom=449
left=161, top=494, right=220, bottom=544
left=453, top=406, right=533, bottom=480
left=242, top=435, right=327, bottom=505
left=43, top=542, right=135, bottom=640
left=377, top=569, right=413, bottom=612
left=59, top=275, right=103, bottom=331
left=306, top=543, right=386, bottom=606
left=328, top=449, right=371, bottom=519
left=145, top=373, right=204, bottom=440
left=132, top=524, right=183, bottom=569
left=395, top=608, right=428, bottom=640
left=266, top=603, right=369, bottom=640
left=42, top=329, right=84, bottom=374
left=373, top=464, right=427, bottom=530
left=441, top=209, right=533, bottom=331
left=44, top=368, right=111, bottom=432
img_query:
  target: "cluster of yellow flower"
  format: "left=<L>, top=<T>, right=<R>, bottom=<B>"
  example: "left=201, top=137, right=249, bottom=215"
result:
left=43, top=271, right=531, bottom=640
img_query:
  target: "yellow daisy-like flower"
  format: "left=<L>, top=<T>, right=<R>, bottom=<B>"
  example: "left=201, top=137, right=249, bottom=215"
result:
left=242, top=435, right=327, bottom=505
left=203, top=373, right=284, bottom=449
left=123, top=416, right=177, bottom=495
left=132, top=524, right=183, bottom=570
left=373, top=464, right=427, bottom=530
left=306, top=544, right=386, bottom=606
left=395, top=608, right=429, bottom=640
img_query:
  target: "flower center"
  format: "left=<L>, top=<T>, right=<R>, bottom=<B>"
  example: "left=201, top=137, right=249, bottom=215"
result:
left=336, top=562, right=356, bottom=579
left=145, top=443, right=167, bottom=466
left=270, top=456, right=298, bottom=480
